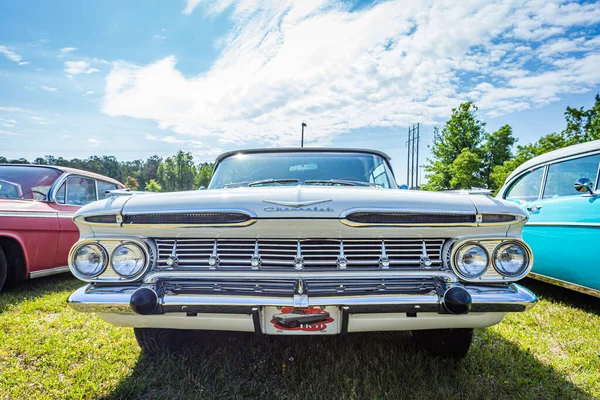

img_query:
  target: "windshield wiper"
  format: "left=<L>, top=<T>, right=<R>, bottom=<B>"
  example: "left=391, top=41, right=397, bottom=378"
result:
left=304, top=179, right=381, bottom=188
left=222, top=179, right=300, bottom=188
left=248, top=179, right=300, bottom=187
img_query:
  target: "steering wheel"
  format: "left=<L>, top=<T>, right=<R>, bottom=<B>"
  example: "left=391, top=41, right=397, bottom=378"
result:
left=30, top=190, right=47, bottom=201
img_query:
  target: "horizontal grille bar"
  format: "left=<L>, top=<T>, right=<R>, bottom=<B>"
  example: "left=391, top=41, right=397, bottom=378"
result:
left=154, top=238, right=446, bottom=271
left=162, top=277, right=438, bottom=297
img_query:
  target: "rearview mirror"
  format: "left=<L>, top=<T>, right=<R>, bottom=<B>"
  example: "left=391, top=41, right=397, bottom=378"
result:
left=574, top=177, right=594, bottom=194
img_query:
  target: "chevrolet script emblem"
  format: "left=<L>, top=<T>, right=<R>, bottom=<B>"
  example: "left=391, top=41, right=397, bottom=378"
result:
left=263, top=199, right=334, bottom=212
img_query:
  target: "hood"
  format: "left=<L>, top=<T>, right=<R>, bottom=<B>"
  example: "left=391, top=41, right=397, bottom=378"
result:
left=102, top=186, right=525, bottom=219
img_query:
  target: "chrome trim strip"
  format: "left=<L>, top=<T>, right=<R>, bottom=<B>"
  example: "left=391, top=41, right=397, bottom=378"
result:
left=29, top=265, right=70, bottom=279
left=143, top=270, right=459, bottom=284
left=58, top=213, right=75, bottom=219
left=529, top=272, right=600, bottom=298
left=539, top=164, right=549, bottom=200
left=73, top=211, right=121, bottom=227
left=120, top=208, right=258, bottom=228
left=66, top=282, right=537, bottom=314
left=526, top=222, right=600, bottom=228
left=0, top=211, right=57, bottom=218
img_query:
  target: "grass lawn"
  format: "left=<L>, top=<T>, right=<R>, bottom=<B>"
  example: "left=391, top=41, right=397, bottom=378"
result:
left=1, top=276, right=599, bottom=400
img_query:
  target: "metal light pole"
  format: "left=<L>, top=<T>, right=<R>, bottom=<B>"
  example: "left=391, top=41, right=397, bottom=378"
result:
left=301, top=122, right=307, bottom=147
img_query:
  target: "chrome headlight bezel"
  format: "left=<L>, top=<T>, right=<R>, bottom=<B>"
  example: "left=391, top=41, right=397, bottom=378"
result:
left=69, top=242, right=109, bottom=280
left=452, top=242, right=490, bottom=280
left=450, top=238, right=533, bottom=282
left=110, top=242, right=147, bottom=279
left=68, top=238, right=152, bottom=283
left=492, top=241, right=532, bottom=279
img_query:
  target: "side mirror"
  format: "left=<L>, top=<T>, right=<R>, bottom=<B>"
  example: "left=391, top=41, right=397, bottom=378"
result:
left=574, top=177, right=594, bottom=194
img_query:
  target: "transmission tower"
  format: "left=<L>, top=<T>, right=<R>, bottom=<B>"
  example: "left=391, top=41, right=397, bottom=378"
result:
left=406, top=123, right=420, bottom=189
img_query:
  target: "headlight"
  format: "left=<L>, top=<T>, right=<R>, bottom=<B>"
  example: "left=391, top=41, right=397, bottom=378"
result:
left=493, top=242, right=529, bottom=277
left=454, top=243, right=488, bottom=278
left=72, top=243, right=107, bottom=278
left=111, top=243, right=147, bottom=278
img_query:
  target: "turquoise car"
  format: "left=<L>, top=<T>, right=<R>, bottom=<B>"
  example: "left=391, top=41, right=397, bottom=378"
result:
left=497, top=140, right=600, bottom=297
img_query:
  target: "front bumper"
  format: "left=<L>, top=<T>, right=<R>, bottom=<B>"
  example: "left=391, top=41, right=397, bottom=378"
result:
left=67, top=280, right=537, bottom=333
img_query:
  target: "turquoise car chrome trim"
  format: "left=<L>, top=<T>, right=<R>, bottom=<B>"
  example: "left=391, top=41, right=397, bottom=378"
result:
left=526, top=222, right=600, bottom=228
left=529, top=272, right=600, bottom=298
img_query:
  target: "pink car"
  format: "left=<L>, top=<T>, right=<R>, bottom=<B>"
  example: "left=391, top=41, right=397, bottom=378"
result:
left=0, top=164, right=124, bottom=292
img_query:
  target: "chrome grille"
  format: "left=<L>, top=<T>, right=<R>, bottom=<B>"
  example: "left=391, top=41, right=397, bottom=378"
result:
left=154, top=238, right=446, bottom=271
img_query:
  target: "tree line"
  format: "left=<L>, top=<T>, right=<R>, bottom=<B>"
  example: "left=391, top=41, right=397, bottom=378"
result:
left=0, top=150, right=214, bottom=192
left=424, top=94, right=600, bottom=191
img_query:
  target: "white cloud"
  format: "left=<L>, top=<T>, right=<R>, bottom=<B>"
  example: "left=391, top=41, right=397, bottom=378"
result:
left=0, top=129, right=21, bottom=136
left=60, top=47, right=77, bottom=54
left=104, top=0, right=600, bottom=146
left=0, top=45, right=23, bottom=63
left=30, top=115, right=50, bottom=125
left=88, top=138, right=101, bottom=145
left=153, top=34, right=167, bottom=40
left=40, top=86, right=58, bottom=92
left=18, top=61, right=29, bottom=66
left=145, top=134, right=186, bottom=144
left=0, top=106, right=33, bottom=113
left=65, top=60, right=100, bottom=75
left=83, top=90, right=95, bottom=96
left=0, top=118, right=17, bottom=128
left=537, top=36, right=600, bottom=59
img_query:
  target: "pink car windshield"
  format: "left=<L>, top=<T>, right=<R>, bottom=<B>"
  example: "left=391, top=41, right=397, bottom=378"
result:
left=0, top=166, right=63, bottom=201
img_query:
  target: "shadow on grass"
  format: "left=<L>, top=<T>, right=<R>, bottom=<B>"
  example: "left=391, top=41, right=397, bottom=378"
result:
left=104, top=328, right=592, bottom=400
left=521, top=277, right=600, bottom=316
left=0, top=273, right=80, bottom=313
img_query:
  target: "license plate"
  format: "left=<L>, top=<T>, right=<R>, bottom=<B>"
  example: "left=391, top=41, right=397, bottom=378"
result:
left=263, top=306, right=340, bottom=335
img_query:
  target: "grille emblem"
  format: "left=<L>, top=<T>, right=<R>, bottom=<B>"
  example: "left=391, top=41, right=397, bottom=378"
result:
left=420, top=241, right=432, bottom=268
left=336, top=241, right=347, bottom=270
left=250, top=240, right=261, bottom=270
left=208, top=240, right=220, bottom=270
left=293, top=241, right=304, bottom=270
left=379, top=240, right=390, bottom=269
left=166, top=240, right=178, bottom=267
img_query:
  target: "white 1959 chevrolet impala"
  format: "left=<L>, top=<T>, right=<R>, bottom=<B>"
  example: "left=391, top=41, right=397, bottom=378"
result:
left=67, top=148, right=537, bottom=358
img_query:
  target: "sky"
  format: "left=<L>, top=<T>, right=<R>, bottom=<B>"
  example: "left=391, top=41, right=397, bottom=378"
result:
left=1, top=0, right=599, bottom=184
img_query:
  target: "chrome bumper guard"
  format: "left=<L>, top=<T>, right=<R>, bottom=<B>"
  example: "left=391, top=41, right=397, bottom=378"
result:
left=67, top=280, right=537, bottom=318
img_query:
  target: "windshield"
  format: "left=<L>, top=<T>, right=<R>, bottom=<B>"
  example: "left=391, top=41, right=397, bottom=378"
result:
left=0, top=166, right=63, bottom=201
left=208, top=152, right=396, bottom=189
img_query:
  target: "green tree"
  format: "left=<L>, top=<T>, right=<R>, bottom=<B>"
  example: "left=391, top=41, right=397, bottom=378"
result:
left=144, top=179, right=162, bottom=192
left=449, top=149, right=483, bottom=189
left=125, top=176, right=139, bottom=191
left=482, top=125, right=517, bottom=189
left=194, top=163, right=213, bottom=189
left=424, top=102, right=486, bottom=190
left=157, top=151, right=196, bottom=192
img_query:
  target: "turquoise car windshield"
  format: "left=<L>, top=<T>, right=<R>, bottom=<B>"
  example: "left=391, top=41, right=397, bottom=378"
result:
left=208, top=152, right=396, bottom=189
